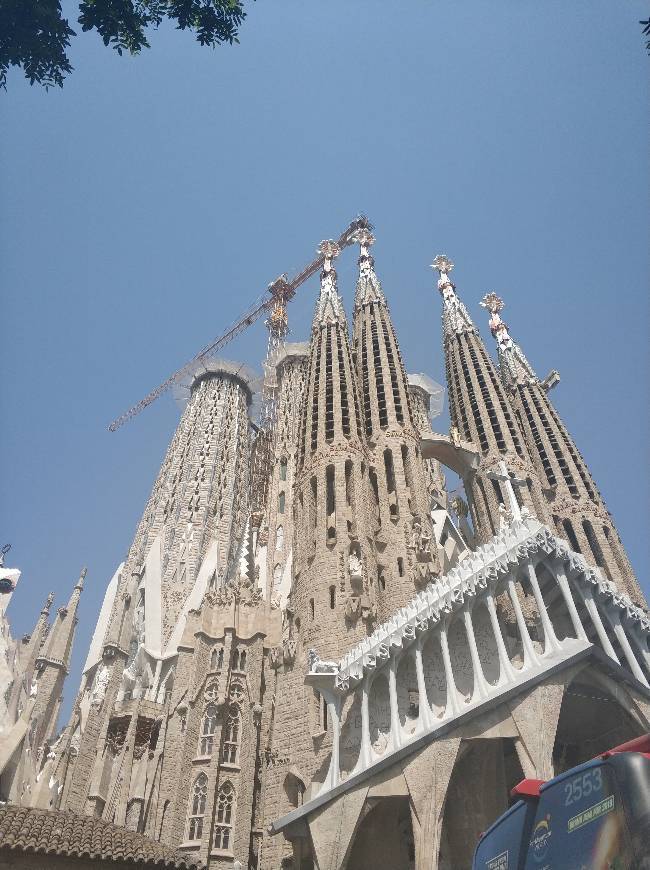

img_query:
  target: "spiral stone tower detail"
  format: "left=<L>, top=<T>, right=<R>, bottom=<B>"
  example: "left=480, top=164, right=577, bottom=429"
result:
left=352, top=230, right=439, bottom=619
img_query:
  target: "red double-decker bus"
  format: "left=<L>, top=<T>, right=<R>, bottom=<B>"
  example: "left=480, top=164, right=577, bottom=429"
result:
left=472, top=735, right=650, bottom=869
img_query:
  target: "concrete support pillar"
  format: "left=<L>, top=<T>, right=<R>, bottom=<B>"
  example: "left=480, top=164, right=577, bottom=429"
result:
left=326, top=697, right=341, bottom=789
left=462, top=606, right=490, bottom=700
left=438, top=621, right=461, bottom=716
left=360, top=679, right=372, bottom=769
left=607, top=611, right=648, bottom=687
left=553, top=562, right=588, bottom=641
left=523, top=560, right=562, bottom=655
left=414, top=637, right=433, bottom=730
left=388, top=656, right=402, bottom=750
left=485, top=590, right=517, bottom=683
left=629, top=629, right=650, bottom=679
left=507, top=577, right=540, bottom=669
left=574, top=584, right=620, bottom=663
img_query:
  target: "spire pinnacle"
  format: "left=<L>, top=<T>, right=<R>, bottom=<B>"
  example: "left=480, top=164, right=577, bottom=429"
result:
left=314, top=240, right=345, bottom=325
left=42, top=591, right=55, bottom=615
left=480, top=293, right=537, bottom=386
left=353, top=228, right=387, bottom=309
left=37, top=567, right=85, bottom=670
left=75, top=566, right=88, bottom=592
left=431, top=254, right=476, bottom=337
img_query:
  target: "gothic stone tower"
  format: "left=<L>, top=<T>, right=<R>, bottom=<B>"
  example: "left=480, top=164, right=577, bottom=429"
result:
left=260, top=342, right=310, bottom=612
left=0, top=563, right=82, bottom=809
left=481, top=293, right=644, bottom=606
left=352, top=230, right=439, bottom=621
left=432, top=255, right=550, bottom=542
left=260, top=242, right=380, bottom=869
left=292, top=240, right=378, bottom=656
left=54, top=364, right=264, bottom=861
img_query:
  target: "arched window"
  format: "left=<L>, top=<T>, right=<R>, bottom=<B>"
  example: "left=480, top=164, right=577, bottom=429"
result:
left=276, top=525, right=284, bottom=550
left=213, top=782, right=235, bottom=850
left=278, top=491, right=286, bottom=514
left=279, top=458, right=288, bottom=481
left=229, top=680, right=244, bottom=705
left=210, top=647, right=224, bottom=670
left=200, top=704, right=218, bottom=755
left=232, top=648, right=246, bottom=672
left=187, top=773, right=208, bottom=840
left=204, top=681, right=219, bottom=703
left=329, top=585, right=336, bottom=609
left=222, top=705, right=240, bottom=764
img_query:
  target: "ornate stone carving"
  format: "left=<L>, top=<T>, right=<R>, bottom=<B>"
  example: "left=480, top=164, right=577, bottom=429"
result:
left=348, top=551, right=363, bottom=587
left=282, top=639, right=297, bottom=665
left=307, top=649, right=339, bottom=675
left=345, top=595, right=361, bottom=621
left=90, top=664, right=110, bottom=707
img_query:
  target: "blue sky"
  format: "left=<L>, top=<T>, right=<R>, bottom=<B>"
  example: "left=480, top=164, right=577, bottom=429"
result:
left=2, top=1, right=648, bottom=724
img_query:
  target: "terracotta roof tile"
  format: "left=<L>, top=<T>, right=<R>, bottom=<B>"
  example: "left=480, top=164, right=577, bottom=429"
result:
left=0, top=805, right=202, bottom=868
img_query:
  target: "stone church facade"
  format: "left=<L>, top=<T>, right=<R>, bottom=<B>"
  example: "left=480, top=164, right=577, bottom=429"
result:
left=1, top=227, right=648, bottom=869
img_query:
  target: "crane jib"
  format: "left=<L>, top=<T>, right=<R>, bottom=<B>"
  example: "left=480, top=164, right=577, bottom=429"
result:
left=107, top=215, right=371, bottom=432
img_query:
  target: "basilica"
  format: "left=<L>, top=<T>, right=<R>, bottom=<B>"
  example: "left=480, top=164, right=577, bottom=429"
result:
left=1, top=224, right=648, bottom=869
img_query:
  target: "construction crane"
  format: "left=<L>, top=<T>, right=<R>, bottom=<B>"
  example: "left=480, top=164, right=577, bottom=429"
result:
left=107, top=216, right=372, bottom=433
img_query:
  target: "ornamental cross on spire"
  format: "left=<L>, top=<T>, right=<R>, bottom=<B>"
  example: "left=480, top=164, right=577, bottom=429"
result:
left=431, top=253, right=475, bottom=337
left=315, top=240, right=344, bottom=325
left=318, top=239, right=340, bottom=269
left=480, top=293, right=506, bottom=336
left=354, top=227, right=375, bottom=257
left=431, top=254, right=454, bottom=277
left=480, top=292, right=538, bottom=386
left=353, top=227, right=386, bottom=308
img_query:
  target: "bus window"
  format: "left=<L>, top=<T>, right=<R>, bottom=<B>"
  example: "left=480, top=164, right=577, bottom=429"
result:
left=473, top=798, right=537, bottom=870
left=474, top=738, right=650, bottom=870
left=523, top=760, right=635, bottom=870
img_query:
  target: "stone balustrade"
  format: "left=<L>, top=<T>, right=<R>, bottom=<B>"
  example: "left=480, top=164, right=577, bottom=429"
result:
left=287, top=512, right=650, bottom=820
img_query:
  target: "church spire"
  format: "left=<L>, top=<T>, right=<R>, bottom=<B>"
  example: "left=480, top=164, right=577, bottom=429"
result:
left=352, top=231, right=439, bottom=617
left=432, top=254, right=550, bottom=541
left=480, top=293, right=538, bottom=388
left=431, top=254, right=476, bottom=339
left=39, top=567, right=86, bottom=672
left=479, top=294, right=643, bottom=604
left=19, top=591, right=54, bottom=666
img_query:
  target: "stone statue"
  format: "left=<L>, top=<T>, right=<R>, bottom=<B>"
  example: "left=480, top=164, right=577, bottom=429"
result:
left=348, top=550, right=363, bottom=585
left=307, top=649, right=339, bottom=675
left=345, top=595, right=361, bottom=621
left=90, top=664, right=110, bottom=707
